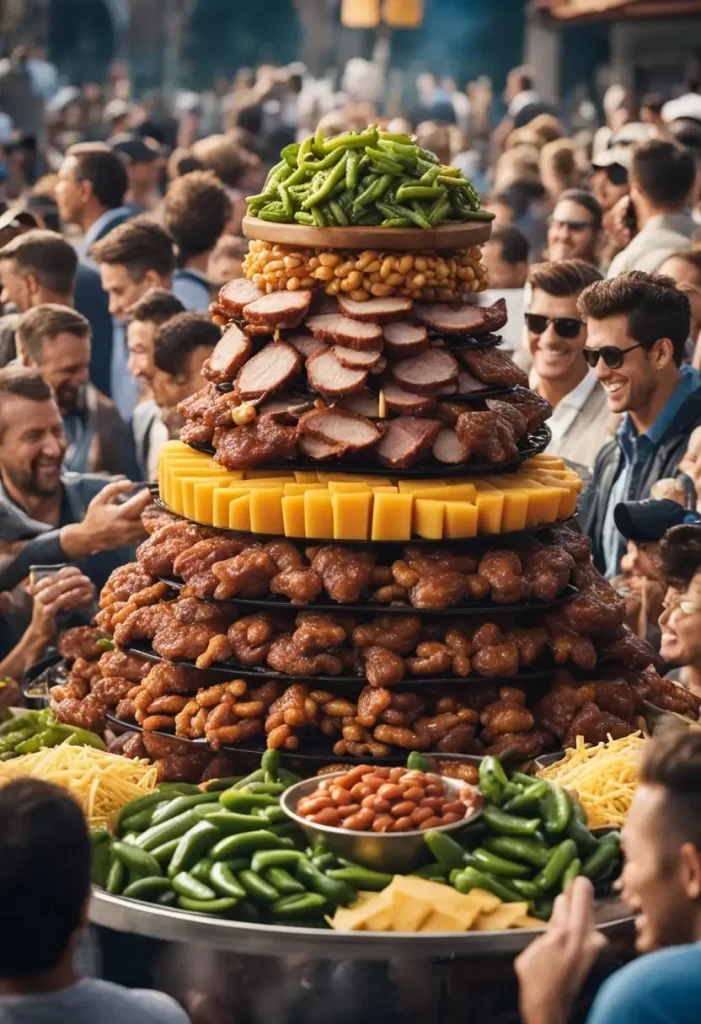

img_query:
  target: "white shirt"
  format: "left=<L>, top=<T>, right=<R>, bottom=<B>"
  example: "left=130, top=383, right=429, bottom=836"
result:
left=544, top=371, right=598, bottom=455
left=479, top=289, right=525, bottom=352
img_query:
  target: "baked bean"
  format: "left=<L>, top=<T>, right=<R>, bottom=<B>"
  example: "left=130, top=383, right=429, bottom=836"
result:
left=363, top=775, right=385, bottom=791
left=411, top=807, right=435, bottom=826
left=420, top=797, right=443, bottom=811
left=377, top=783, right=404, bottom=801
left=403, top=786, right=426, bottom=803
left=372, top=815, right=395, bottom=833
left=350, top=783, right=373, bottom=800
left=373, top=767, right=391, bottom=779
left=316, top=778, right=332, bottom=791
left=391, top=801, right=417, bottom=818
left=441, top=801, right=466, bottom=816
left=440, top=812, right=460, bottom=825
left=297, top=796, right=334, bottom=814
left=337, top=803, right=361, bottom=819
left=331, top=786, right=353, bottom=806
left=309, top=807, right=340, bottom=826
left=421, top=816, right=443, bottom=829
left=389, top=768, right=406, bottom=781
left=319, top=252, right=340, bottom=267
left=342, top=765, right=374, bottom=786
left=425, top=784, right=443, bottom=797
left=342, top=808, right=374, bottom=831
left=391, top=816, right=414, bottom=832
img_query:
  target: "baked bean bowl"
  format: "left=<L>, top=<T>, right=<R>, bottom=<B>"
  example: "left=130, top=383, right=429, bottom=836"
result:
left=281, top=765, right=483, bottom=874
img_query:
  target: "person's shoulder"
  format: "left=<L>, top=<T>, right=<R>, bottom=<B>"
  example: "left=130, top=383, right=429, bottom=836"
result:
left=77, top=979, right=189, bottom=1023
left=589, top=945, right=701, bottom=1021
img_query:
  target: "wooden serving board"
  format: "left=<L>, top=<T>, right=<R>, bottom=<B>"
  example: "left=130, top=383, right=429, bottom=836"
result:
left=241, top=214, right=492, bottom=252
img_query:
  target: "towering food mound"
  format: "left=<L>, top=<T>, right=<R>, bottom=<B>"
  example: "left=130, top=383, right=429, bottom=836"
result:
left=53, top=129, right=701, bottom=784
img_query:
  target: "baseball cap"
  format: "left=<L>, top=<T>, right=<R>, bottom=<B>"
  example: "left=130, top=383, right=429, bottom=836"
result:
left=109, top=133, right=158, bottom=163
left=614, top=498, right=701, bottom=543
left=609, top=122, right=657, bottom=147
left=591, top=145, right=631, bottom=171
left=662, top=93, right=701, bottom=126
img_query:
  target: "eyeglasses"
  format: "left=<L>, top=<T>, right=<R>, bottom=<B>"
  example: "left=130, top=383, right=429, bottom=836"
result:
left=668, top=599, right=701, bottom=617
left=525, top=313, right=584, bottom=339
left=582, top=343, right=643, bottom=369
left=603, top=164, right=628, bottom=186
left=548, top=216, right=595, bottom=233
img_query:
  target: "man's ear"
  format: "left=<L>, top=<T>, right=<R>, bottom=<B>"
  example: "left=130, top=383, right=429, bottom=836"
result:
left=18, top=347, right=37, bottom=369
left=143, top=269, right=163, bottom=289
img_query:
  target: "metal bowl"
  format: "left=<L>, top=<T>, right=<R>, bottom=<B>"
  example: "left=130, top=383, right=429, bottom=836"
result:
left=281, top=771, right=483, bottom=874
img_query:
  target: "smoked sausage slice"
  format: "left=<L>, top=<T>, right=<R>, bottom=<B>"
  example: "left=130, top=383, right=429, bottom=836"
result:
left=432, top=428, right=469, bottom=465
left=376, top=417, right=443, bottom=469
left=235, top=342, right=301, bottom=400
left=243, top=290, right=313, bottom=328
left=217, top=278, right=264, bottom=317
left=305, top=313, right=383, bottom=350
left=299, top=435, right=344, bottom=460
left=381, top=382, right=437, bottom=415
left=298, top=408, right=382, bottom=452
left=390, top=348, right=459, bottom=395
left=306, top=349, right=368, bottom=396
left=287, top=331, right=327, bottom=359
left=413, top=298, right=507, bottom=336
left=382, top=321, right=429, bottom=359
left=333, top=345, right=383, bottom=370
left=340, top=391, right=380, bottom=417
left=202, top=324, right=252, bottom=384
left=338, top=295, right=413, bottom=322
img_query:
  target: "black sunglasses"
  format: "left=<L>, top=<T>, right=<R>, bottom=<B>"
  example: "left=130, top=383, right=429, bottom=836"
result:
left=525, top=313, right=584, bottom=339
left=547, top=216, right=594, bottom=233
left=603, top=164, right=628, bottom=186
left=582, top=343, right=643, bottom=369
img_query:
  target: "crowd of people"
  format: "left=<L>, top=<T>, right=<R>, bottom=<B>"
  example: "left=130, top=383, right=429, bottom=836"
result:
left=4, top=41, right=701, bottom=1024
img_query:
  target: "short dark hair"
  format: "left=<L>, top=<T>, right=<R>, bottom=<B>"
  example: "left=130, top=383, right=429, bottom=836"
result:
left=631, top=139, right=696, bottom=208
left=66, top=142, right=128, bottom=210
left=191, top=135, right=248, bottom=188
left=89, top=217, right=175, bottom=281
left=641, top=726, right=701, bottom=865
left=529, top=258, right=603, bottom=297
left=16, top=304, right=90, bottom=362
left=129, top=288, right=185, bottom=326
left=555, top=188, right=603, bottom=231
left=0, top=779, right=90, bottom=977
left=154, top=312, right=220, bottom=376
left=163, top=170, right=232, bottom=264
left=491, top=226, right=529, bottom=266
left=660, top=524, right=701, bottom=588
left=578, top=271, right=691, bottom=367
left=0, top=229, right=77, bottom=296
left=0, top=364, right=53, bottom=403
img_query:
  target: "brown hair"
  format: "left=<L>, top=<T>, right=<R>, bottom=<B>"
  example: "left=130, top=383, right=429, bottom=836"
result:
left=659, top=524, right=701, bottom=588
left=154, top=313, right=220, bottom=376
left=664, top=249, right=701, bottom=278
left=66, top=142, right=128, bottom=210
left=89, top=216, right=175, bottom=281
left=529, top=258, right=603, bottom=297
left=163, top=170, right=232, bottom=265
left=578, top=270, right=691, bottom=367
left=0, top=365, right=53, bottom=404
left=540, top=138, right=580, bottom=191
left=16, top=304, right=90, bottom=363
left=0, top=229, right=77, bottom=297
left=128, top=288, right=184, bottom=326
left=631, top=139, right=696, bottom=208
left=641, top=725, right=701, bottom=859
left=191, top=135, right=248, bottom=189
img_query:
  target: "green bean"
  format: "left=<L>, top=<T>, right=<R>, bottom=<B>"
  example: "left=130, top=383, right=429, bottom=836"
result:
left=300, top=147, right=346, bottom=173
left=329, top=200, right=348, bottom=226
left=177, top=896, right=237, bottom=915
left=419, top=164, right=442, bottom=186
left=456, top=208, right=495, bottom=222
left=472, top=848, right=531, bottom=879
left=381, top=217, right=411, bottom=227
left=533, top=839, right=577, bottom=892
left=265, top=866, right=305, bottom=895
left=428, top=196, right=451, bottom=226
left=302, top=156, right=349, bottom=208
left=395, top=184, right=444, bottom=203
left=379, top=131, right=415, bottom=144
left=297, top=137, right=313, bottom=167
left=323, top=127, right=378, bottom=151
left=345, top=149, right=360, bottom=191
left=353, top=173, right=393, bottom=210
left=258, top=203, right=293, bottom=223
left=294, top=212, right=315, bottom=225
left=311, top=205, right=326, bottom=227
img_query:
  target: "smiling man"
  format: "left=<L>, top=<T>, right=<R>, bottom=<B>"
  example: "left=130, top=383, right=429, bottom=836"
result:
left=658, top=524, right=701, bottom=697
left=578, top=271, right=701, bottom=576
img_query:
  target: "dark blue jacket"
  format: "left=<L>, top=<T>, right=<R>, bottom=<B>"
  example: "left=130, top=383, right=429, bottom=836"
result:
left=74, top=262, right=113, bottom=398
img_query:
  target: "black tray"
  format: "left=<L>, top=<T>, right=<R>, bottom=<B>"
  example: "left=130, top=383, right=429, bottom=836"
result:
left=123, top=642, right=557, bottom=688
left=185, top=423, right=551, bottom=478
left=159, top=575, right=578, bottom=618
left=153, top=494, right=577, bottom=549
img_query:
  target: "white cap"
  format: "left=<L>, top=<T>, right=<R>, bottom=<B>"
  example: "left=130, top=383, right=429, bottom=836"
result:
left=662, top=93, right=701, bottom=125
left=609, top=122, right=656, bottom=146
left=591, top=145, right=631, bottom=170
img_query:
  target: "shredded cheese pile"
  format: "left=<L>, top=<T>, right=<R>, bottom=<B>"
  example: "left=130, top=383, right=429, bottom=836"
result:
left=0, top=744, right=158, bottom=829
left=537, top=733, right=645, bottom=828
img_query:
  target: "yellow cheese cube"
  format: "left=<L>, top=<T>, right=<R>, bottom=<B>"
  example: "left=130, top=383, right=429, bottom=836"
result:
left=165, top=465, right=229, bottom=509
left=518, top=479, right=564, bottom=525
left=500, top=489, right=530, bottom=531
left=317, top=473, right=391, bottom=486
left=398, top=480, right=447, bottom=493
left=413, top=498, right=445, bottom=540
left=444, top=500, right=478, bottom=538
left=527, top=472, right=578, bottom=516
left=240, top=477, right=295, bottom=489
left=250, top=488, right=284, bottom=534
left=282, top=495, right=305, bottom=538
left=371, top=485, right=398, bottom=493
left=193, top=479, right=234, bottom=524
left=332, top=491, right=373, bottom=540
left=327, top=481, right=371, bottom=493
left=371, top=493, right=413, bottom=540
left=229, top=494, right=251, bottom=531
left=473, top=903, right=529, bottom=931
left=475, top=492, right=504, bottom=533
left=294, top=471, right=319, bottom=483
left=283, top=482, right=327, bottom=496
left=514, top=915, right=547, bottom=929
left=171, top=471, right=227, bottom=516
left=304, top=489, right=334, bottom=539
left=245, top=470, right=295, bottom=479
left=526, top=454, right=565, bottom=469
left=417, top=910, right=469, bottom=933
left=472, top=479, right=498, bottom=491
left=212, top=488, right=249, bottom=528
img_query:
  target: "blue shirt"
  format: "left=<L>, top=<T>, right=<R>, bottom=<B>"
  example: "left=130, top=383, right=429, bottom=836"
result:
left=602, top=365, right=701, bottom=577
left=173, top=268, right=211, bottom=312
left=0, top=977, right=188, bottom=1024
left=111, top=319, right=140, bottom=422
left=587, top=943, right=701, bottom=1024
left=76, top=206, right=133, bottom=264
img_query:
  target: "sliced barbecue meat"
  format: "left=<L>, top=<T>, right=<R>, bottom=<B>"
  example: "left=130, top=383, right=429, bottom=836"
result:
left=235, top=341, right=301, bottom=400
left=456, top=410, right=519, bottom=462
left=500, top=388, right=552, bottom=429
left=243, top=290, right=313, bottom=329
left=338, top=295, right=413, bottom=323
left=257, top=397, right=315, bottom=422
left=217, top=278, right=264, bottom=317
left=298, top=408, right=382, bottom=453
left=382, top=321, right=429, bottom=359
left=462, top=346, right=529, bottom=388
left=382, top=382, right=437, bottom=415
left=457, top=370, right=487, bottom=394
left=376, top=417, right=442, bottom=469
left=299, top=435, right=344, bottom=459
left=305, top=313, right=383, bottom=350
left=436, top=401, right=464, bottom=423
left=487, top=398, right=529, bottom=439
left=333, top=345, right=383, bottom=370
left=413, top=298, right=507, bottom=336
left=310, top=292, right=340, bottom=316
left=244, top=323, right=274, bottom=337
left=433, top=428, right=468, bottom=464
left=178, top=383, right=218, bottom=421
left=201, top=324, right=251, bottom=384
left=340, top=391, right=380, bottom=417
left=287, top=330, right=327, bottom=359
left=214, top=414, right=298, bottom=469
left=306, top=349, right=368, bottom=396
left=390, top=347, right=459, bottom=395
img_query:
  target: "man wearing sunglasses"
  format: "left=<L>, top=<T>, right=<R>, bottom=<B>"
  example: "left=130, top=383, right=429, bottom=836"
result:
left=578, top=271, right=701, bottom=578
left=659, top=523, right=701, bottom=698
left=524, top=258, right=609, bottom=469
left=607, top=139, right=696, bottom=278
left=546, top=189, right=602, bottom=266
